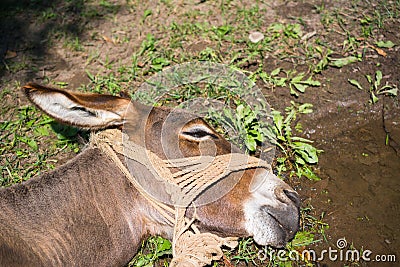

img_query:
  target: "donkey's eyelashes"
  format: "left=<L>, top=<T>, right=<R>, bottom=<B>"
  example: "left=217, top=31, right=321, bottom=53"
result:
left=181, top=130, right=218, bottom=140
left=182, top=129, right=218, bottom=139
left=180, top=124, right=218, bottom=141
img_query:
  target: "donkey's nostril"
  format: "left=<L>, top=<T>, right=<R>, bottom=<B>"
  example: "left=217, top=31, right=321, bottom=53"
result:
left=283, top=189, right=301, bottom=208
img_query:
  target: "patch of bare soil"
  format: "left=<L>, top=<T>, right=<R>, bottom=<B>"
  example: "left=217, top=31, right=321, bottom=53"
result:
left=263, top=2, right=400, bottom=264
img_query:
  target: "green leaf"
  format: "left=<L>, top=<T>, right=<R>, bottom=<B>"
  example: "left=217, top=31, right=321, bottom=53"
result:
left=155, top=237, right=171, bottom=252
left=298, top=103, right=313, bottom=114
left=301, top=166, right=321, bottom=181
left=295, top=122, right=303, bottom=132
left=295, top=155, right=306, bottom=165
left=289, top=84, right=299, bottom=96
left=272, top=110, right=284, bottom=133
left=292, top=83, right=308, bottom=93
left=277, top=157, right=286, bottom=163
left=271, top=67, right=281, bottom=76
left=375, top=40, right=395, bottom=48
left=348, top=79, right=363, bottom=90
left=303, top=78, right=321, bottom=86
left=215, top=25, right=232, bottom=36
left=134, top=257, right=148, bottom=267
left=143, top=9, right=152, bottom=18
left=0, top=121, right=10, bottom=130
left=19, top=137, right=38, bottom=151
left=292, top=142, right=319, bottom=164
left=55, top=81, right=68, bottom=87
left=86, top=70, right=95, bottom=81
left=378, top=86, right=398, bottom=96
left=249, top=128, right=264, bottom=142
left=275, top=77, right=287, bottom=86
left=283, top=107, right=296, bottom=124
left=35, top=126, right=50, bottom=136
left=244, top=115, right=255, bottom=126
left=314, top=57, right=328, bottom=73
left=236, top=104, right=245, bottom=119
left=245, top=136, right=257, bottom=151
left=270, top=23, right=284, bottom=32
left=291, top=231, right=315, bottom=247
left=291, top=73, right=305, bottom=83
left=258, top=71, right=269, bottom=82
left=28, top=139, right=38, bottom=150
left=365, top=74, right=373, bottom=84
left=370, top=91, right=379, bottom=104
left=261, top=127, right=280, bottom=146
left=26, top=119, right=36, bottom=128
left=329, top=56, right=359, bottom=68
left=37, top=117, right=54, bottom=125
left=291, top=136, right=313, bottom=143
left=375, top=70, right=382, bottom=86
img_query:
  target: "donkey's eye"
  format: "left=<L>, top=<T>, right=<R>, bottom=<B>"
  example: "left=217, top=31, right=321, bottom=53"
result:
left=181, top=125, right=218, bottom=141
left=183, top=129, right=214, bottom=138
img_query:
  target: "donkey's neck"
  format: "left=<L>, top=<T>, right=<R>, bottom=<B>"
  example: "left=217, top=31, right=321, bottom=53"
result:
left=0, top=148, right=168, bottom=266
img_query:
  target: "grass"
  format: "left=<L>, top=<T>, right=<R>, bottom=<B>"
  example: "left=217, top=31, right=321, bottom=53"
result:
left=64, top=36, right=85, bottom=52
left=348, top=70, right=398, bottom=104
left=1, top=0, right=399, bottom=266
left=0, top=88, right=83, bottom=187
left=129, top=237, right=172, bottom=267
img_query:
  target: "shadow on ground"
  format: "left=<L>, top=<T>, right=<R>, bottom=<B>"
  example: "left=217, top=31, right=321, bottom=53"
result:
left=0, top=0, right=121, bottom=83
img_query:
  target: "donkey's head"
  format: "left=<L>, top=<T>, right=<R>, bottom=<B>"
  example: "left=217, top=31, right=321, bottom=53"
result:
left=23, top=83, right=300, bottom=247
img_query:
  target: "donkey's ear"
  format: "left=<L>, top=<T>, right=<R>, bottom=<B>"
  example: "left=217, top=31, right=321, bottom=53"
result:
left=23, top=83, right=131, bottom=129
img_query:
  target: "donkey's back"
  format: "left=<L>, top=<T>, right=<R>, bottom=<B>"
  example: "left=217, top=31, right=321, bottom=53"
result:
left=0, top=148, right=146, bottom=267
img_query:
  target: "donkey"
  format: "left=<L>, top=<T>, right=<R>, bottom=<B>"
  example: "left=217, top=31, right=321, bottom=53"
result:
left=0, top=83, right=300, bottom=267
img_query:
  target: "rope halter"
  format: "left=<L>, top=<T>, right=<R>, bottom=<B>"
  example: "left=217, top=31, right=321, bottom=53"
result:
left=90, top=129, right=272, bottom=266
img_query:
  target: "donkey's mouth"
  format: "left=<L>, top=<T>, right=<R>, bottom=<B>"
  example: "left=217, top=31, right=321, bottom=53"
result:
left=262, top=206, right=298, bottom=245
left=244, top=170, right=300, bottom=248
left=244, top=201, right=299, bottom=248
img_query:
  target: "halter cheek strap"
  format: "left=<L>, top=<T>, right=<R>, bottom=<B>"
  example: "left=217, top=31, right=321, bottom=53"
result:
left=90, top=129, right=271, bottom=266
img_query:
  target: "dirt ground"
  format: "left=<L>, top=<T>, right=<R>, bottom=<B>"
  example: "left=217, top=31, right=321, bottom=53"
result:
left=1, top=0, right=399, bottom=266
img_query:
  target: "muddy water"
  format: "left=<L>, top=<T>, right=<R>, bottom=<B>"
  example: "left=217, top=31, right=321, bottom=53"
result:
left=300, top=102, right=400, bottom=266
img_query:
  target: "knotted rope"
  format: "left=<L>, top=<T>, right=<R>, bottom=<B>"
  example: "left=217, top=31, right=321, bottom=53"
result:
left=90, top=129, right=271, bottom=266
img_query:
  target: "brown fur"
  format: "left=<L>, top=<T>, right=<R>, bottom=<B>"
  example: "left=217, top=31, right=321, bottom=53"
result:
left=0, top=84, right=300, bottom=266
left=0, top=149, right=163, bottom=266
